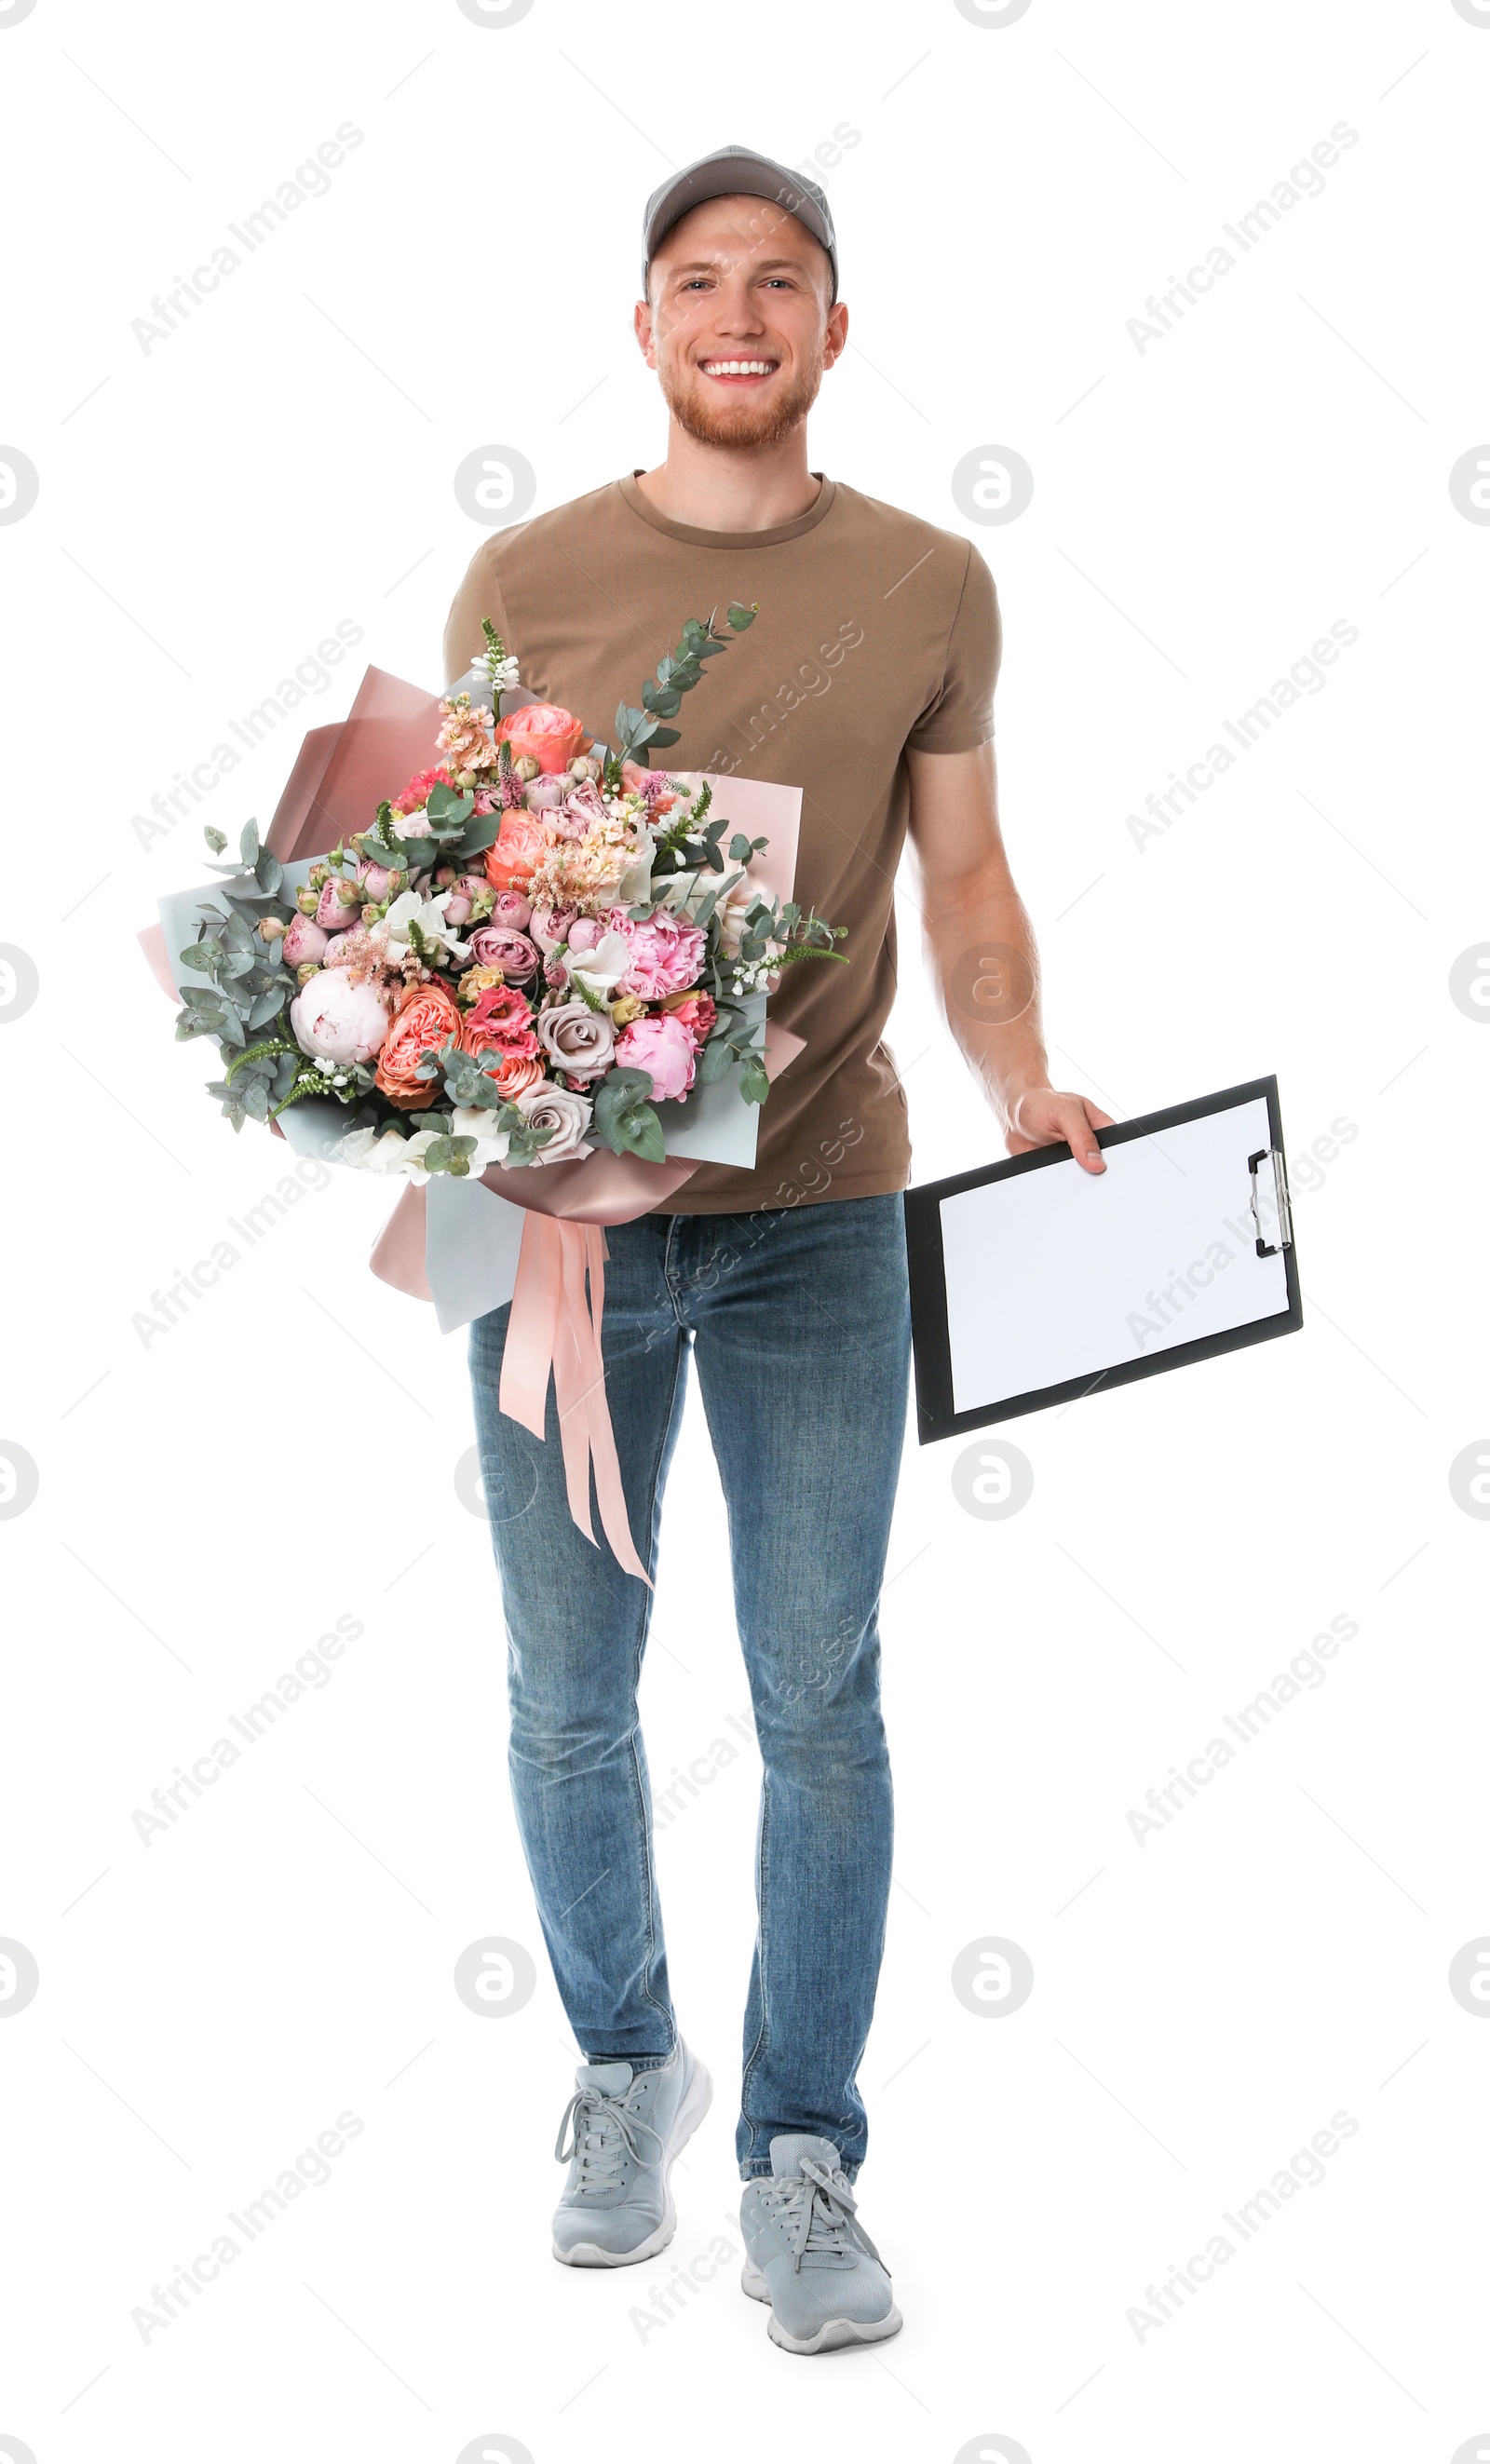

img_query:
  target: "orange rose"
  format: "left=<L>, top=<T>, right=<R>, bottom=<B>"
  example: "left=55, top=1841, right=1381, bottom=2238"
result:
left=493, top=702, right=590, bottom=775
left=488, top=1052, right=545, bottom=1101
left=373, top=980, right=462, bottom=1109
left=483, top=809, right=550, bottom=891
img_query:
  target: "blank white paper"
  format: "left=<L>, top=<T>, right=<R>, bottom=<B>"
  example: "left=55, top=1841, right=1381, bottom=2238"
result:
left=939, top=1095, right=1292, bottom=1415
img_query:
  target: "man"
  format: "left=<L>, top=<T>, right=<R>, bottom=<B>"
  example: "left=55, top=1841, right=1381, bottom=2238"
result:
left=444, top=145, right=1110, bottom=2356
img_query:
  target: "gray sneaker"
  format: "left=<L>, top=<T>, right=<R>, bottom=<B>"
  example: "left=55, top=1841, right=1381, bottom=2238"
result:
left=739, top=2133, right=902, bottom=2353
left=550, top=2040, right=711, bottom=2267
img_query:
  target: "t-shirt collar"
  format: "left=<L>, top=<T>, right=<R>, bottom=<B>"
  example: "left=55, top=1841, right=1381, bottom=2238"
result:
left=617, top=469, right=837, bottom=549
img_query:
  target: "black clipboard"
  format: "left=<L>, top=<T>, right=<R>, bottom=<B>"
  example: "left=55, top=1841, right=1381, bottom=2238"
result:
left=904, top=1075, right=1303, bottom=1444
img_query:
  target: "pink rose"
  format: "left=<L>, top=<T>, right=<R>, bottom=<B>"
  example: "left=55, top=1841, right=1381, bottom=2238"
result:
left=492, top=887, right=532, bottom=930
left=522, top=774, right=571, bottom=810
left=530, top=902, right=577, bottom=954
left=607, top=907, right=707, bottom=1000
left=443, top=894, right=473, bottom=927
left=565, top=917, right=601, bottom=953
left=467, top=925, right=540, bottom=982
left=615, top=1011, right=697, bottom=1102
left=357, top=859, right=394, bottom=900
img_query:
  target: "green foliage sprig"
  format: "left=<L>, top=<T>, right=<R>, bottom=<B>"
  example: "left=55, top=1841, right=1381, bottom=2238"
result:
left=603, top=602, right=756, bottom=787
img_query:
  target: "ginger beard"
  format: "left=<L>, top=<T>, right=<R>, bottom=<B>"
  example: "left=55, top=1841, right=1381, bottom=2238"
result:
left=653, top=320, right=829, bottom=449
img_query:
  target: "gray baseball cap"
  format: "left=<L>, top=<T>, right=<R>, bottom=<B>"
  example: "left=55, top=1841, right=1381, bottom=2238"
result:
left=642, top=145, right=838, bottom=300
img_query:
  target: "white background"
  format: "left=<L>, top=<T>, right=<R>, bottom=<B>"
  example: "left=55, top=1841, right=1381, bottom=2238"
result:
left=2, top=2, right=1488, bottom=2459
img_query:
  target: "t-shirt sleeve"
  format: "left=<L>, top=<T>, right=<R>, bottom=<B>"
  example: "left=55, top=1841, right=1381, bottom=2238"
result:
left=441, top=539, right=514, bottom=694
left=905, top=543, right=1001, bottom=753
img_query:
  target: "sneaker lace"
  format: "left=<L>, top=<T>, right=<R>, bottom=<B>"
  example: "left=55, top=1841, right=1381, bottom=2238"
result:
left=553, top=2083, right=664, bottom=2193
left=764, top=2157, right=875, bottom=2270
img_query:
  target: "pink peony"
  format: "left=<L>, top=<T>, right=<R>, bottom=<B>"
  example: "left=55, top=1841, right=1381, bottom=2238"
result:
left=565, top=917, right=601, bottom=953
left=316, top=877, right=361, bottom=931
left=607, top=907, right=707, bottom=1000
left=290, top=970, right=391, bottom=1066
left=357, top=858, right=394, bottom=900
left=615, top=1011, right=697, bottom=1102
left=491, top=887, right=532, bottom=930
left=280, top=914, right=329, bottom=969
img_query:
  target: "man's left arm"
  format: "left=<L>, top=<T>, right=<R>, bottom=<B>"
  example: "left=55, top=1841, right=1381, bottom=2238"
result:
left=905, top=738, right=1113, bottom=1174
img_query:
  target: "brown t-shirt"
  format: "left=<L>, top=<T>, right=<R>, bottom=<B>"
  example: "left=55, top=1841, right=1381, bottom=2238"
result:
left=442, top=472, right=1000, bottom=1214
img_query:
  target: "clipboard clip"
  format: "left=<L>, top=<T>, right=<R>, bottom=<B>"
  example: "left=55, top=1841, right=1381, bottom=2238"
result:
left=1247, top=1146, right=1294, bottom=1256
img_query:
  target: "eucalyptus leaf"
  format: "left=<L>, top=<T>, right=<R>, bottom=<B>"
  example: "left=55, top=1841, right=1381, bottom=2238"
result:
left=204, top=825, right=228, bottom=854
left=694, top=1037, right=736, bottom=1085
left=239, top=819, right=260, bottom=867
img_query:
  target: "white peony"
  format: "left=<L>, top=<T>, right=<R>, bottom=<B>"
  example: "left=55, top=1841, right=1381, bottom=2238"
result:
left=290, top=970, right=391, bottom=1065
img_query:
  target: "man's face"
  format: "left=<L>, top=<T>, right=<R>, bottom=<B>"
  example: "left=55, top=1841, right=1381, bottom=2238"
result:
left=636, top=196, right=847, bottom=450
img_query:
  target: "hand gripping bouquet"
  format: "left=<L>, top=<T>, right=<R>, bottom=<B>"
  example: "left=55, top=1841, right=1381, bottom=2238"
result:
left=143, top=604, right=846, bottom=1580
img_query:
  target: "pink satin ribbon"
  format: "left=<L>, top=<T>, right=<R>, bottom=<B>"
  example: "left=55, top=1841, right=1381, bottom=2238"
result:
left=497, top=1213, right=652, bottom=1586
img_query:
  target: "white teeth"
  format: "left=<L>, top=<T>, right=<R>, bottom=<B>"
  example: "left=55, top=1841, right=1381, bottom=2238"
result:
left=704, top=359, right=775, bottom=375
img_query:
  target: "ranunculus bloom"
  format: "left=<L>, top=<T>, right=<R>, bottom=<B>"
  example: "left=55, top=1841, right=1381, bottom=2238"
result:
left=615, top=1011, right=697, bottom=1102
left=280, top=914, right=329, bottom=969
left=493, top=701, right=589, bottom=775
left=484, top=809, right=550, bottom=891
left=373, top=980, right=463, bottom=1109
left=513, top=1081, right=595, bottom=1164
left=491, top=887, right=532, bottom=930
left=536, top=999, right=616, bottom=1083
left=290, top=970, right=392, bottom=1066
left=460, top=983, right=539, bottom=1063
left=467, top=925, right=540, bottom=982
left=608, top=907, right=707, bottom=1000
left=662, top=988, right=717, bottom=1046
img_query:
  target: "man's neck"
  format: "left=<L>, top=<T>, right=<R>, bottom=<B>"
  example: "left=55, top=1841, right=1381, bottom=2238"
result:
left=634, top=421, right=821, bottom=535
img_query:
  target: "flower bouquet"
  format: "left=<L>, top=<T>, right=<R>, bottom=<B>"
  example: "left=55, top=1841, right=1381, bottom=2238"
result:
left=143, top=606, right=842, bottom=1582
left=165, top=608, right=843, bottom=1189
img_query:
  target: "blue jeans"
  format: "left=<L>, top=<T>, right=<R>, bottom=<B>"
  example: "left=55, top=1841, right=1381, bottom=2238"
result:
left=468, top=1193, right=911, bottom=2179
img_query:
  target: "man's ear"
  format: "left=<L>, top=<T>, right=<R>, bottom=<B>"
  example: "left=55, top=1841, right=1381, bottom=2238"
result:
left=634, top=295, right=657, bottom=369
left=823, top=298, right=849, bottom=371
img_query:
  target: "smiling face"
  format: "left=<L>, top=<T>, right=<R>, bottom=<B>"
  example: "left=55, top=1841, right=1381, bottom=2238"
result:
left=636, top=195, right=847, bottom=450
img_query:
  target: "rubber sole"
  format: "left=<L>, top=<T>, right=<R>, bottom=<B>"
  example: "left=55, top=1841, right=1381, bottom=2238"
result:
left=739, top=2258, right=903, bottom=2352
left=551, top=2055, right=713, bottom=2268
